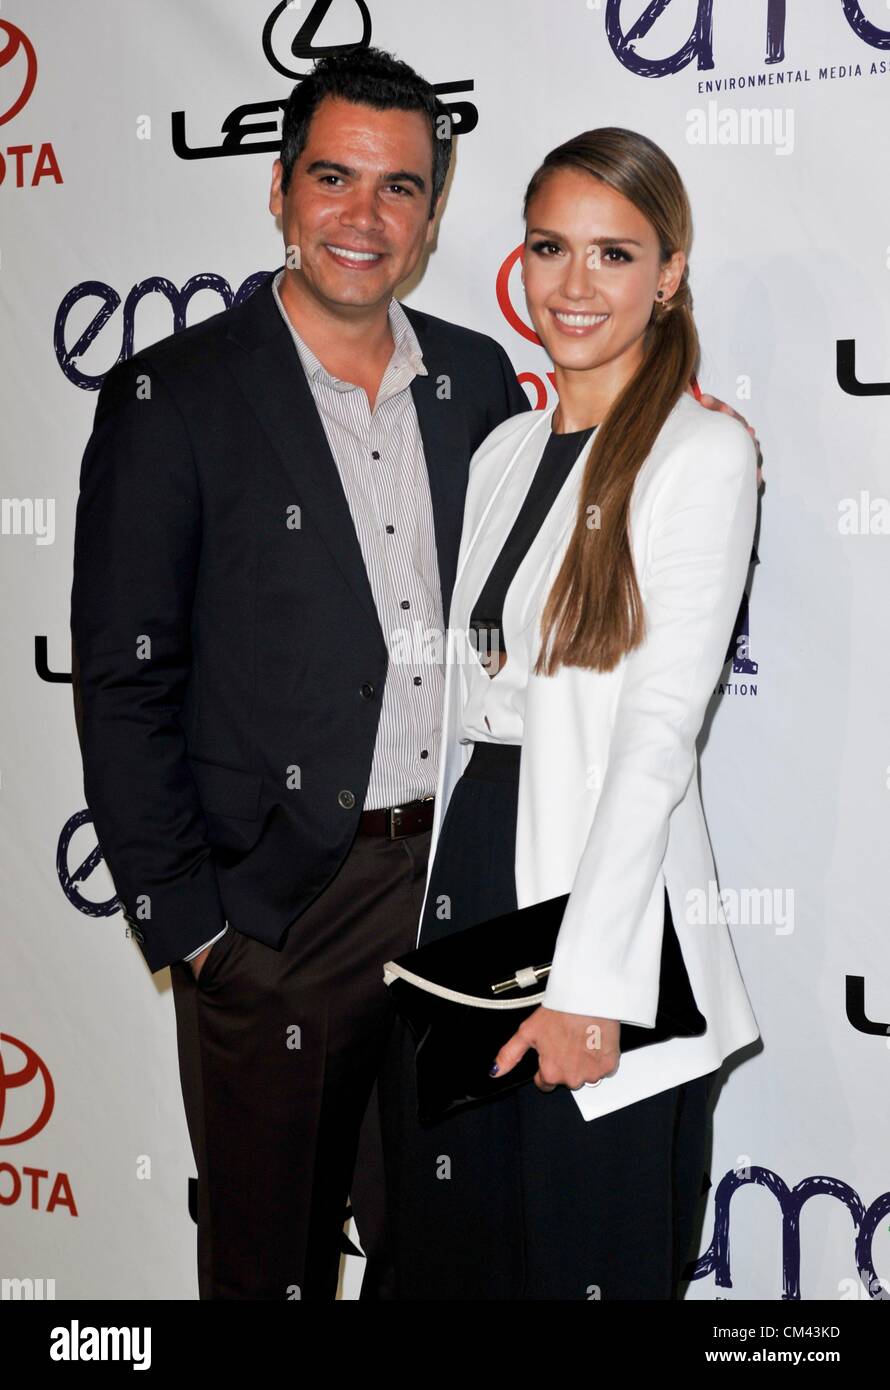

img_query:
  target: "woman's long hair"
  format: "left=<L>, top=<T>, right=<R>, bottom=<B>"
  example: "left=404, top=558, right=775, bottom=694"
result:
left=527, top=128, right=699, bottom=676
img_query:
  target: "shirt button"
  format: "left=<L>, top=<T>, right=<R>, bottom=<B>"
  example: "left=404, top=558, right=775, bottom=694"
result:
left=413, top=676, right=422, bottom=685
left=420, top=750, right=429, bottom=759
left=385, top=524, right=395, bottom=534
left=401, top=600, right=410, bottom=609
left=371, top=450, right=381, bottom=460
left=338, top=790, right=356, bottom=809
left=360, top=683, right=375, bottom=699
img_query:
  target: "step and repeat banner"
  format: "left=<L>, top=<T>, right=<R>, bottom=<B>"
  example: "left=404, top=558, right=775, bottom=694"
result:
left=2, top=1, right=888, bottom=1301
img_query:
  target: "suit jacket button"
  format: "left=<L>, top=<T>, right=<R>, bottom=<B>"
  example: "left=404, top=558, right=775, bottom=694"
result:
left=338, top=790, right=356, bottom=809
left=360, top=683, right=375, bottom=699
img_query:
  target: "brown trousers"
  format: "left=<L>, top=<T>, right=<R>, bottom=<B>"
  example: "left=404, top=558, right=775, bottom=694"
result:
left=170, top=826, right=431, bottom=1299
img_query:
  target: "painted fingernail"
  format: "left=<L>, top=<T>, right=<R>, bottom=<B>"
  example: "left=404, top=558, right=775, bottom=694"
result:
left=489, top=1062, right=500, bottom=1075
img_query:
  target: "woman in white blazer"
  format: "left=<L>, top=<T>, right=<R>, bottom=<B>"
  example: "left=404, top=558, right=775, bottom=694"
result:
left=380, top=128, right=760, bottom=1300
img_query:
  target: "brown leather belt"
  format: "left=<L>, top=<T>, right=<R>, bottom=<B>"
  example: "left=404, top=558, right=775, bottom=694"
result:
left=357, top=797, right=435, bottom=838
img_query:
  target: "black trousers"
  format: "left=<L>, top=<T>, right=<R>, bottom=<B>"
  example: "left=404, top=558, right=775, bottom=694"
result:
left=170, top=823, right=431, bottom=1299
left=378, top=741, right=716, bottom=1300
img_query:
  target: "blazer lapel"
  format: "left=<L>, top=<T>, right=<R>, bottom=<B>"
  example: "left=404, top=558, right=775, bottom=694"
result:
left=225, top=281, right=480, bottom=635
left=224, top=275, right=381, bottom=629
left=450, top=405, right=555, bottom=626
left=511, top=429, right=598, bottom=633
left=405, top=312, right=470, bottom=623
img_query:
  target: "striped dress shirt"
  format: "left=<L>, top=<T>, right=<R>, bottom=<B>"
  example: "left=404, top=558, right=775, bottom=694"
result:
left=271, top=268, right=444, bottom=810
left=184, top=274, right=450, bottom=962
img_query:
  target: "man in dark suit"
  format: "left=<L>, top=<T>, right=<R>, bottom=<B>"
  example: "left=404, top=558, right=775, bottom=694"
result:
left=70, top=47, right=529, bottom=1300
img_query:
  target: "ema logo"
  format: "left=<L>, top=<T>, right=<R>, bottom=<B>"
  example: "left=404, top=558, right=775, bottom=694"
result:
left=171, top=0, right=477, bottom=162
left=57, top=808, right=122, bottom=919
left=55, top=269, right=274, bottom=389
left=694, top=1165, right=890, bottom=1301
left=603, top=0, right=890, bottom=78
left=0, top=20, right=62, bottom=188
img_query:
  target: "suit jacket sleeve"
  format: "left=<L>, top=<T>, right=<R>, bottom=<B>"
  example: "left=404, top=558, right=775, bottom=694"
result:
left=540, top=411, right=758, bottom=1025
left=70, top=355, right=226, bottom=972
left=491, top=339, right=531, bottom=425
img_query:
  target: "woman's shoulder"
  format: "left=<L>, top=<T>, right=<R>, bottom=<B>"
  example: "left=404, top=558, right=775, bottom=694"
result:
left=659, top=391, right=755, bottom=462
left=640, top=392, right=758, bottom=501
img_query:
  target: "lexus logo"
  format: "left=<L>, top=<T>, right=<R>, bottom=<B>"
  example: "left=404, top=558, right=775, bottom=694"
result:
left=262, top=0, right=372, bottom=81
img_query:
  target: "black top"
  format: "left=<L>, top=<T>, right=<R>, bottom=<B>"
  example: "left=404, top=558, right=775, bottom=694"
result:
left=469, top=423, right=596, bottom=666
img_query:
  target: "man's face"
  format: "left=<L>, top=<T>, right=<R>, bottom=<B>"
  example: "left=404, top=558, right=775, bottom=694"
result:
left=269, top=96, right=438, bottom=316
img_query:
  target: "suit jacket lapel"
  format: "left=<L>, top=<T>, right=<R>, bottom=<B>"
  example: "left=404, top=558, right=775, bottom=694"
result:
left=404, top=312, right=470, bottom=623
left=225, top=279, right=472, bottom=634
left=225, top=276, right=380, bottom=629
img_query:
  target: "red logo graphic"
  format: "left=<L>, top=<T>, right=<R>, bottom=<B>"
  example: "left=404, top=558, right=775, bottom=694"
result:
left=0, top=21, right=37, bottom=126
left=0, top=20, right=61, bottom=187
left=0, top=1033, right=55, bottom=1144
left=495, top=244, right=554, bottom=411
left=495, top=243, right=541, bottom=347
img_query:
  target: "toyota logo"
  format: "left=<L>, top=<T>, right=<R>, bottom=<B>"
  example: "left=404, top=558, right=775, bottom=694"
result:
left=0, top=1033, right=55, bottom=1145
left=0, top=21, right=37, bottom=126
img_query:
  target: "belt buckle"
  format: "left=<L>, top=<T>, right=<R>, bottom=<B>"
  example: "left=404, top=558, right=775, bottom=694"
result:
left=386, top=797, right=433, bottom=839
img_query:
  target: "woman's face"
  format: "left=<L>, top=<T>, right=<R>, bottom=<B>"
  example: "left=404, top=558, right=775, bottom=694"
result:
left=523, top=166, right=684, bottom=386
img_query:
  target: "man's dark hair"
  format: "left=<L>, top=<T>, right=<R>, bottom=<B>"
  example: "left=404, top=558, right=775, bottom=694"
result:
left=279, top=47, right=453, bottom=217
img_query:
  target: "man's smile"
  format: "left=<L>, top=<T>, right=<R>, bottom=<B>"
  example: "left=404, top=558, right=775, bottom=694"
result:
left=324, top=243, right=385, bottom=268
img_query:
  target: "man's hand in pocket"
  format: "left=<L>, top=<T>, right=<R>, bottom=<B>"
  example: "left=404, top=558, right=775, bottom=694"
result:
left=190, top=943, right=214, bottom=981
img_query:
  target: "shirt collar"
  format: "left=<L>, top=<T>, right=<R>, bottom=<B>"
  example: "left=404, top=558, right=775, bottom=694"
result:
left=270, top=266, right=427, bottom=388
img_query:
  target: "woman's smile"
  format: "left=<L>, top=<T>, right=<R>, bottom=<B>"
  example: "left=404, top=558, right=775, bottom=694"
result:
left=549, top=308, right=611, bottom=336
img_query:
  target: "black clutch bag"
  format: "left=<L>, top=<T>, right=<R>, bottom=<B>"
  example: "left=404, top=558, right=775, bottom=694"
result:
left=383, top=889, right=707, bottom=1125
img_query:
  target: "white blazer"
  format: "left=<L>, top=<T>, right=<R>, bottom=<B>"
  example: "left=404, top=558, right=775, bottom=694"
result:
left=418, top=393, right=761, bottom=1121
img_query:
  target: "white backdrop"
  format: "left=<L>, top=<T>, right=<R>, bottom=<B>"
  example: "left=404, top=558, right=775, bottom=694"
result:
left=2, top=0, right=888, bottom=1301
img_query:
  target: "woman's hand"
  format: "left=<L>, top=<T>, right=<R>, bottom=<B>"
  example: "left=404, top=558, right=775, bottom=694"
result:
left=493, top=1006, right=621, bottom=1092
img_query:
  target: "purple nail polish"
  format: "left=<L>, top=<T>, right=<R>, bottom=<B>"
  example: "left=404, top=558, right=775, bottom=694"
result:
left=489, top=1062, right=500, bottom=1075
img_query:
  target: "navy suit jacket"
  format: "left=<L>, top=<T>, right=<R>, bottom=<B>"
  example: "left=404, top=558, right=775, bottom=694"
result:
left=70, top=269, right=531, bottom=971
